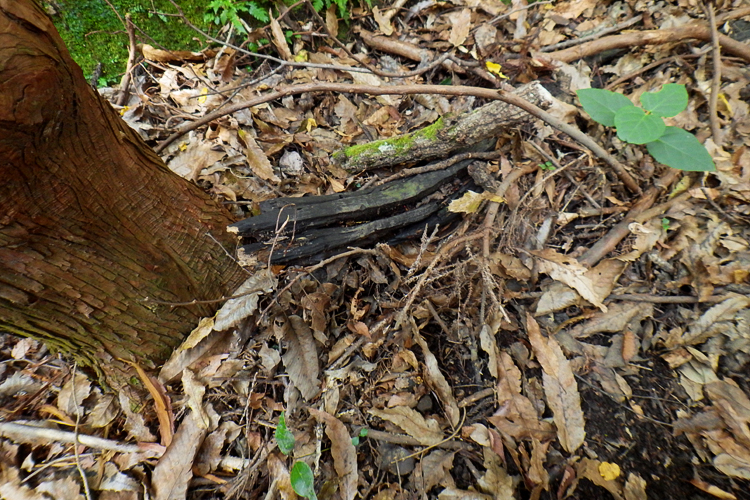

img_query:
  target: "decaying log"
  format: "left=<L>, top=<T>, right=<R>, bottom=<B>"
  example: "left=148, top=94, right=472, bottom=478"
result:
left=231, top=82, right=554, bottom=265
left=228, top=160, right=469, bottom=237
left=332, top=81, right=553, bottom=173
left=231, top=159, right=476, bottom=265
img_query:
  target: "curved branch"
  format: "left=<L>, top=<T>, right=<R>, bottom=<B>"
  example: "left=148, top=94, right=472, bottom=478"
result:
left=544, top=15, right=750, bottom=64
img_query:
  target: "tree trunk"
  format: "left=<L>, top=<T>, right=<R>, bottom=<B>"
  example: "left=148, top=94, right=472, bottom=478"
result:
left=0, top=1, right=245, bottom=379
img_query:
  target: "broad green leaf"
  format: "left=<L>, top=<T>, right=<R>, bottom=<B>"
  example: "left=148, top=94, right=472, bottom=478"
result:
left=614, top=106, right=665, bottom=144
left=577, top=88, right=633, bottom=127
left=640, top=83, right=688, bottom=118
left=275, top=412, right=295, bottom=456
left=291, top=461, right=317, bottom=500
left=646, top=127, right=715, bottom=172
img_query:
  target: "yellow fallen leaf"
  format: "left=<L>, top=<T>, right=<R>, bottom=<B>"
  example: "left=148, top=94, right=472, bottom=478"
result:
left=294, top=49, right=309, bottom=63
left=599, top=462, right=621, bottom=481
left=198, top=87, right=208, bottom=104
left=486, top=61, right=509, bottom=79
left=449, top=191, right=504, bottom=214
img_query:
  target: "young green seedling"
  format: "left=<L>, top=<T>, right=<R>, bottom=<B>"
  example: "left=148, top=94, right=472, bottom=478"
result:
left=577, top=84, right=715, bottom=172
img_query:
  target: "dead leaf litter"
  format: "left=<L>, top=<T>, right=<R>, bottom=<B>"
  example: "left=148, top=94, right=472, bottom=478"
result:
left=2, top=1, right=750, bottom=499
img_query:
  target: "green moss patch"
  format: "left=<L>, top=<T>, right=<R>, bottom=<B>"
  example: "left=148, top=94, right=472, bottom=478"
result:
left=49, top=0, right=209, bottom=85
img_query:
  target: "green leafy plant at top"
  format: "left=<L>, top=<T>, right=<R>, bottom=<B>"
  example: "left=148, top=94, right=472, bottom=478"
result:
left=205, top=0, right=373, bottom=35
left=204, top=0, right=269, bottom=34
left=577, top=84, right=715, bottom=172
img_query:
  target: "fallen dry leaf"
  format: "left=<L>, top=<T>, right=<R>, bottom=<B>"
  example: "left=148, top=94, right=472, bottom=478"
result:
left=413, top=325, right=461, bottom=428
left=308, top=408, right=358, bottom=500
left=526, top=313, right=585, bottom=453
left=278, top=315, right=320, bottom=401
left=151, top=410, right=207, bottom=500
left=369, top=406, right=444, bottom=446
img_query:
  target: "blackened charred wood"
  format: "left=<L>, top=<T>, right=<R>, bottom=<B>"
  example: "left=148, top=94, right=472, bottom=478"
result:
left=228, top=158, right=473, bottom=237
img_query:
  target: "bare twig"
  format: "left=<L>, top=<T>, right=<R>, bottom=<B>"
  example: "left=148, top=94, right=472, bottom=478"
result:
left=544, top=8, right=750, bottom=64
left=71, top=364, right=92, bottom=500
left=705, top=1, right=722, bottom=146
left=303, top=0, right=452, bottom=79
left=0, top=421, right=164, bottom=455
left=155, top=82, right=528, bottom=153
left=495, top=89, right=642, bottom=194
left=115, top=14, right=138, bottom=106
left=605, top=49, right=709, bottom=90
left=578, top=169, right=684, bottom=267
left=541, top=14, right=643, bottom=52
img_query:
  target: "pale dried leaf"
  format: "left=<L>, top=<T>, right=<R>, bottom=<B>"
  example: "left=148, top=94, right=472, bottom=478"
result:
left=713, top=452, right=750, bottom=480
left=528, top=438, right=549, bottom=488
left=181, top=316, right=216, bottom=350
left=448, top=9, right=472, bottom=47
left=87, top=393, right=117, bottom=429
left=369, top=406, right=443, bottom=446
left=409, top=449, right=455, bottom=491
left=489, top=352, right=555, bottom=441
left=577, top=458, right=624, bottom=500
left=372, top=6, right=393, bottom=35
left=57, top=373, right=91, bottom=418
left=266, top=452, right=298, bottom=499
left=182, top=369, right=210, bottom=430
left=241, top=131, right=281, bottom=183
left=624, top=473, right=648, bottom=500
left=478, top=448, right=515, bottom=499
left=448, top=190, right=503, bottom=214
left=118, top=392, right=157, bottom=443
left=531, top=248, right=607, bottom=311
left=688, top=479, right=736, bottom=500
left=526, top=313, right=585, bottom=453
left=0, top=373, right=42, bottom=400
left=308, top=409, right=358, bottom=500
left=280, top=315, right=320, bottom=401
left=259, top=342, right=282, bottom=374
left=152, top=411, right=207, bottom=500
left=167, top=139, right=224, bottom=181
left=618, top=220, right=664, bottom=261
left=569, top=302, right=653, bottom=339
left=677, top=294, right=750, bottom=346
left=269, top=12, right=292, bottom=61
left=214, top=269, right=277, bottom=331
left=479, top=323, right=500, bottom=379
left=34, top=477, right=82, bottom=500
left=535, top=281, right=580, bottom=315
left=706, top=380, right=750, bottom=447
left=438, top=488, right=492, bottom=500
left=413, top=328, right=460, bottom=428
left=325, top=5, right=339, bottom=38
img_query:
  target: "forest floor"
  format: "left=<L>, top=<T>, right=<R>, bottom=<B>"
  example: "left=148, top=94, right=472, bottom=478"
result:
left=2, top=1, right=750, bottom=499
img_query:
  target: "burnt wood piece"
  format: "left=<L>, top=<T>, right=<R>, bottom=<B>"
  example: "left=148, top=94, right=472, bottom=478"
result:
left=228, top=158, right=473, bottom=237
left=238, top=178, right=472, bottom=265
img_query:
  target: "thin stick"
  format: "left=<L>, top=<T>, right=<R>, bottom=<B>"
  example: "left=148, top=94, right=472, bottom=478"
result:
left=155, top=82, right=528, bottom=152
left=605, top=49, right=709, bottom=90
left=541, top=15, right=643, bottom=52
left=706, top=1, right=722, bottom=146
left=116, top=14, right=138, bottom=106
left=544, top=8, right=750, bottom=64
left=495, top=89, right=642, bottom=194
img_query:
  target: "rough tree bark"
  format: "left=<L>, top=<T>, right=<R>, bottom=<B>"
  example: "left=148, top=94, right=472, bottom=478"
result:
left=0, top=1, right=245, bottom=380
